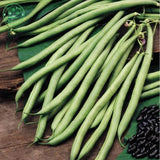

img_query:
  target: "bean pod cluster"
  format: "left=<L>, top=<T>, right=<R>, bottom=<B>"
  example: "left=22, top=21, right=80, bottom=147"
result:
left=127, top=105, right=160, bottom=159
left=0, top=0, right=160, bottom=160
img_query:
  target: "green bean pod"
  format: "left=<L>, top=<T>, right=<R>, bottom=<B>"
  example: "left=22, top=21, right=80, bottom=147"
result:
left=118, top=23, right=154, bottom=146
left=140, top=87, right=160, bottom=100
left=48, top=98, right=74, bottom=141
left=146, top=70, right=160, bottom=81
left=55, top=0, right=100, bottom=20
left=143, top=80, right=160, bottom=91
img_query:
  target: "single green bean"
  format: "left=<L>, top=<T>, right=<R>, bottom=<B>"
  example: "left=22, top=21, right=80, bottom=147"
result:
left=146, top=70, right=160, bottom=81
left=70, top=51, right=139, bottom=160
left=141, top=87, right=160, bottom=100
left=137, top=13, right=160, bottom=20
left=143, top=80, right=160, bottom=91
left=145, top=7, right=160, bottom=13
left=108, top=43, right=135, bottom=86
left=118, top=23, right=154, bottom=146
left=15, top=16, right=102, bottom=47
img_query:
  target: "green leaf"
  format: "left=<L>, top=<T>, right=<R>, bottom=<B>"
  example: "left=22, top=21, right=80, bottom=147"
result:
left=116, top=96, right=160, bottom=160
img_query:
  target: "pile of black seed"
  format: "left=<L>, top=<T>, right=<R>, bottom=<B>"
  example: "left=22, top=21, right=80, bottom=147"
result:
left=127, top=105, right=160, bottom=159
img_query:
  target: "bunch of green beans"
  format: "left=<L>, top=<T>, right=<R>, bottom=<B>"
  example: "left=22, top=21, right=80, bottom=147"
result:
left=0, top=0, right=160, bottom=160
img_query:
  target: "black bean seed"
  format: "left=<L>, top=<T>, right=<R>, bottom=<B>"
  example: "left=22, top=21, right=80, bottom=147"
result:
left=155, top=137, right=159, bottom=144
left=152, top=108, right=160, bottom=115
left=132, top=148, right=141, bottom=157
left=143, top=114, right=148, bottom=120
left=147, top=108, right=156, bottom=114
left=155, top=126, right=159, bottom=133
left=127, top=145, right=137, bottom=153
left=136, top=115, right=144, bottom=122
left=136, top=130, right=144, bottom=137
left=137, top=136, right=146, bottom=142
left=149, top=125, right=154, bottom=132
left=149, top=149, right=158, bottom=158
left=142, top=121, right=148, bottom=127
left=147, top=119, right=153, bottom=125
left=140, top=107, right=148, bottom=114
left=150, top=105, right=159, bottom=110
left=147, top=114, right=153, bottom=120
left=149, top=144, right=157, bottom=151
left=138, top=139, right=146, bottom=146
left=135, top=153, right=147, bottom=158
left=127, top=135, right=136, bottom=144
left=155, top=115, right=160, bottom=120
left=144, top=129, right=151, bottom=137
left=150, top=135, right=157, bottom=142
left=138, top=123, right=145, bottom=131
left=155, top=152, right=160, bottom=159
left=140, top=147, right=146, bottom=153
